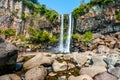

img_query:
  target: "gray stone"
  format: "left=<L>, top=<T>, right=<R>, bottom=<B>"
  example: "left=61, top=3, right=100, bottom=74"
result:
left=79, top=66, right=107, bottom=77
left=97, top=45, right=110, bottom=54
left=108, top=67, right=120, bottom=78
left=104, top=54, right=119, bottom=68
left=0, top=74, right=21, bottom=80
left=92, top=56, right=107, bottom=67
left=52, top=60, right=67, bottom=72
left=0, top=75, right=10, bottom=80
left=23, top=53, right=53, bottom=69
left=72, top=52, right=88, bottom=66
left=68, top=75, right=93, bottom=80
left=94, top=72, right=117, bottom=80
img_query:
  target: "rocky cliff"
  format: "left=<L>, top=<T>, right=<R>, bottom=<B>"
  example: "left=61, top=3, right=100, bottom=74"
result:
left=0, top=0, right=60, bottom=37
left=75, top=2, right=120, bottom=34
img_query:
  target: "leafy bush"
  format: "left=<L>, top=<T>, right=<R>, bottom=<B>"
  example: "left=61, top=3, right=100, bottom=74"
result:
left=116, top=12, right=120, bottom=21
left=72, top=33, right=82, bottom=42
left=28, top=0, right=38, bottom=4
left=2, top=29, right=16, bottom=36
left=16, top=34, right=27, bottom=42
left=11, top=11, right=18, bottom=15
left=21, top=12, right=27, bottom=21
left=103, top=0, right=113, bottom=5
left=82, top=31, right=93, bottom=42
left=73, top=31, right=93, bottom=43
left=40, top=30, right=50, bottom=42
left=49, top=35, right=58, bottom=43
left=27, top=26, right=58, bottom=44
left=72, top=3, right=90, bottom=19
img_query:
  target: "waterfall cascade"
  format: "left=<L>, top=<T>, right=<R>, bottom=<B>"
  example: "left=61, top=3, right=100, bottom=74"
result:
left=58, top=14, right=73, bottom=53
left=58, top=14, right=64, bottom=53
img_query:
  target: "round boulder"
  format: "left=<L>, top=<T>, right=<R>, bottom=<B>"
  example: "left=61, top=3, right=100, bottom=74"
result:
left=0, top=37, right=18, bottom=75
left=25, top=66, right=47, bottom=80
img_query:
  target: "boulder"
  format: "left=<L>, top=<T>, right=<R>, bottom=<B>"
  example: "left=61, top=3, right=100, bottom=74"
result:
left=0, top=74, right=21, bottom=80
left=72, top=52, right=88, bottom=66
left=25, top=66, right=47, bottom=80
left=23, top=53, right=53, bottom=69
left=68, top=75, right=93, bottom=80
left=92, top=56, right=107, bottom=67
left=0, top=37, right=18, bottom=75
left=94, top=72, right=117, bottom=80
left=0, top=75, right=10, bottom=80
left=104, top=54, right=119, bottom=68
left=108, top=67, right=120, bottom=78
left=97, top=45, right=110, bottom=54
left=79, top=66, right=107, bottom=77
left=52, top=60, right=67, bottom=72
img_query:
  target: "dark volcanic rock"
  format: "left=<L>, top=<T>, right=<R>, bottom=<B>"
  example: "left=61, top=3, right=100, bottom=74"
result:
left=0, top=37, right=18, bottom=75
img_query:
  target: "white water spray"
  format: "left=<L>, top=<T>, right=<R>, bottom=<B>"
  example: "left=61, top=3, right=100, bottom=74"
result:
left=58, top=14, right=73, bottom=53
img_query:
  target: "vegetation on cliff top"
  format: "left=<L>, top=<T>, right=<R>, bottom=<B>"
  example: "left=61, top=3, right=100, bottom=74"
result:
left=72, top=0, right=115, bottom=19
left=23, top=0, right=58, bottom=21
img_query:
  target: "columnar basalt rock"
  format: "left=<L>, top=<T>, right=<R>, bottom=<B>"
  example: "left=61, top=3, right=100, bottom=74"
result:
left=75, top=4, right=120, bottom=34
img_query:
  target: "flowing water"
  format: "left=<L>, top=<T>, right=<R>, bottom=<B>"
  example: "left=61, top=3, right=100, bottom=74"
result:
left=58, top=14, right=73, bottom=53
left=64, top=14, right=72, bottom=53
left=58, top=14, right=64, bottom=53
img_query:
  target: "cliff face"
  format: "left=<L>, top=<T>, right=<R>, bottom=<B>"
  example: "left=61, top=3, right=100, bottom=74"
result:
left=0, top=0, right=60, bottom=37
left=75, top=2, right=120, bottom=34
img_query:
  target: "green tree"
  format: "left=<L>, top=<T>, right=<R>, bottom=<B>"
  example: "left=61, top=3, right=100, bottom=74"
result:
left=29, top=0, right=38, bottom=4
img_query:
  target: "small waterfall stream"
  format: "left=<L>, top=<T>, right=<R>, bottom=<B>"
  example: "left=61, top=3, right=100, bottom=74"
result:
left=58, top=14, right=73, bottom=53
left=59, top=14, right=64, bottom=52
left=64, top=14, right=72, bottom=53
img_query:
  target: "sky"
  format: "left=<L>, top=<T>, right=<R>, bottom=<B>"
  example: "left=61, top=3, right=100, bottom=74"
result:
left=38, top=0, right=90, bottom=14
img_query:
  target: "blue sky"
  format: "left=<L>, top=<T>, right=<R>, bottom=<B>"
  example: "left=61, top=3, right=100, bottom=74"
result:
left=38, top=0, right=90, bottom=14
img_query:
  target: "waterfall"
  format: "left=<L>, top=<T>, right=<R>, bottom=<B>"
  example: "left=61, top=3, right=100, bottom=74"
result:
left=58, top=14, right=64, bottom=52
left=58, top=14, right=73, bottom=53
left=64, top=14, right=72, bottom=53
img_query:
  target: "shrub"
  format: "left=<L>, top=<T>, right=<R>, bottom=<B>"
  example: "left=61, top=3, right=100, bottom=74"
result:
left=73, top=31, right=93, bottom=43
left=82, top=31, right=93, bottom=42
left=11, top=11, right=18, bottom=15
left=72, top=33, right=82, bottom=42
left=16, top=34, right=27, bottom=42
left=2, top=29, right=16, bottom=36
left=40, top=30, right=50, bottom=42
left=21, top=12, right=27, bottom=21
left=116, top=12, right=120, bottom=21
left=49, top=35, right=58, bottom=43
